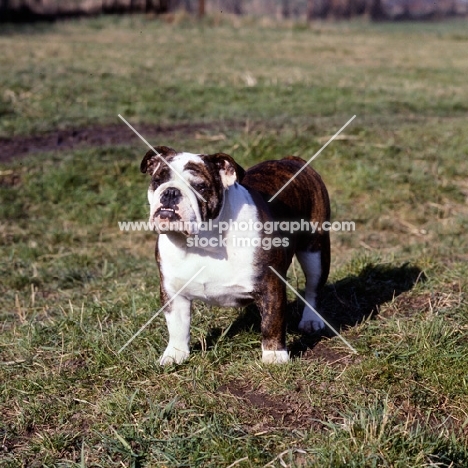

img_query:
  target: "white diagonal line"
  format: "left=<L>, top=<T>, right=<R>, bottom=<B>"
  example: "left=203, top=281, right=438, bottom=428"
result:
left=268, top=266, right=358, bottom=354
left=268, top=115, right=356, bottom=202
left=118, top=114, right=206, bottom=202
left=118, top=266, right=206, bottom=354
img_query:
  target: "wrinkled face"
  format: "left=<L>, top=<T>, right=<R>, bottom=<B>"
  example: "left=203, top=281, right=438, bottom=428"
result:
left=141, top=146, right=243, bottom=236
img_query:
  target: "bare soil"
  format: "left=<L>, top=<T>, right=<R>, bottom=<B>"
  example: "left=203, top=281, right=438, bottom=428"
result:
left=0, top=122, right=229, bottom=163
left=217, top=380, right=327, bottom=431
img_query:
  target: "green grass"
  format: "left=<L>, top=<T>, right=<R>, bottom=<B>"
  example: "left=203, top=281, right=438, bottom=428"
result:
left=1, top=15, right=468, bottom=467
left=1, top=16, right=468, bottom=136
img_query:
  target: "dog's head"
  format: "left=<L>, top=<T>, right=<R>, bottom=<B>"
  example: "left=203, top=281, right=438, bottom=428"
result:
left=141, top=146, right=245, bottom=235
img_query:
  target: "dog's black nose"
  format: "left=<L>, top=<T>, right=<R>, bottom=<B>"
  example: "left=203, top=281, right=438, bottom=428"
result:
left=160, top=187, right=182, bottom=207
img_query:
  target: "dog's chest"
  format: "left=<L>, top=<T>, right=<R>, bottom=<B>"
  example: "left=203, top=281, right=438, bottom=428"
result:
left=158, top=234, right=258, bottom=307
left=157, top=189, right=262, bottom=307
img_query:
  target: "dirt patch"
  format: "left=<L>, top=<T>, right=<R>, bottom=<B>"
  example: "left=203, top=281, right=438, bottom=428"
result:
left=381, top=284, right=464, bottom=319
left=218, top=380, right=326, bottom=431
left=301, top=340, right=352, bottom=364
left=0, top=121, right=234, bottom=164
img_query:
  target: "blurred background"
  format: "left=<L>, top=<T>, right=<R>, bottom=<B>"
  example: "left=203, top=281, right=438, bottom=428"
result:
left=1, top=0, right=467, bottom=22
left=1, top=1, right=467, bottom=466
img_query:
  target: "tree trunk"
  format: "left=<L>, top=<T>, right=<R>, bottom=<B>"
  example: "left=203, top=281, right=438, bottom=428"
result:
left=0, top=0, right=173, bottom=21
left=307, top=0, right=330, bottom=19
left=159, top=0, right=170, bottom=13
left=232, top=0, right=242, bottom=15
left=369, top=0, right=387, bottom=20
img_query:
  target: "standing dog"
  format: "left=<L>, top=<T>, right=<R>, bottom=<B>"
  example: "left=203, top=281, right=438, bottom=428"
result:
left=140, top=147, right=330, bottom=364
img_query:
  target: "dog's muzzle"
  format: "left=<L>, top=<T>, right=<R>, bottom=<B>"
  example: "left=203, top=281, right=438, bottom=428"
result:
left=155, top=187, right=182, bottom=221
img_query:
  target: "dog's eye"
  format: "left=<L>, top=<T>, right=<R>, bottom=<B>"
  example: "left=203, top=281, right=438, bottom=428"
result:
left=193, top=182, right=208, bottom=193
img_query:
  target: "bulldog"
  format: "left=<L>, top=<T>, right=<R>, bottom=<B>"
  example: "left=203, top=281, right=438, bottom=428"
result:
left=140, top=146, right=330, bottom=364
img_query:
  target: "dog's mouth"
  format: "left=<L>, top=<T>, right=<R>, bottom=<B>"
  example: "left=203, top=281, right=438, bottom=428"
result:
left=155, top=206, right=180, bottom=220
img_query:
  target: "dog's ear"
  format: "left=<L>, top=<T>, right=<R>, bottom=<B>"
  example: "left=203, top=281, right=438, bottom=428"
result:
left=140, top=146, right=177, bottom=175
left=202, top=153, right=245, bottom=188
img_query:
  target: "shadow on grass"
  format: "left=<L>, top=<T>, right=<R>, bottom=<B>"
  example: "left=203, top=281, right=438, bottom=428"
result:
left=288, top=262, right=425, bottom=357
left=198, top=262, right=425, bottom=358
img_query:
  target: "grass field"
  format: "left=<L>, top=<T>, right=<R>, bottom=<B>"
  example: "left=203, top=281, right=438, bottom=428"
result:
left=1, top=14, right=468, bottom=467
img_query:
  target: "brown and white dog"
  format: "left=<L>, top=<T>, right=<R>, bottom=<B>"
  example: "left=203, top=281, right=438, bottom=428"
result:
left=140, top=147, right=330, bottom=364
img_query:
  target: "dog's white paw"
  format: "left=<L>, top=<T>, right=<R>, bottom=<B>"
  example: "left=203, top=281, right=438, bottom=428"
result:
left=159, top=346, right=189, bottom=365
left=298, top=318, right=325, bottom=333
left=262, top=349, right=289, bottom=364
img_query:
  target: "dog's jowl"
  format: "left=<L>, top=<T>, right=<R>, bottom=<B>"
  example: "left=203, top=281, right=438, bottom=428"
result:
left=140, top=146, right=330, bottom=364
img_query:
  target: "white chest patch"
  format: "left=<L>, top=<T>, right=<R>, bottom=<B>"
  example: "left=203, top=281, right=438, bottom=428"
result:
left=158, top=183, right=260, bottom=307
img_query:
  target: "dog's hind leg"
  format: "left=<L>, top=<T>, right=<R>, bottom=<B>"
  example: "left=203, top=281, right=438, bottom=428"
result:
left=296, top=250, right=327, bottom=333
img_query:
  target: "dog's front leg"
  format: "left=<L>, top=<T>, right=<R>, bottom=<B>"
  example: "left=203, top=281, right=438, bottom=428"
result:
left=256, top=281, right=289, bottom=364
left=160, top=295, right=192, bottom=365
